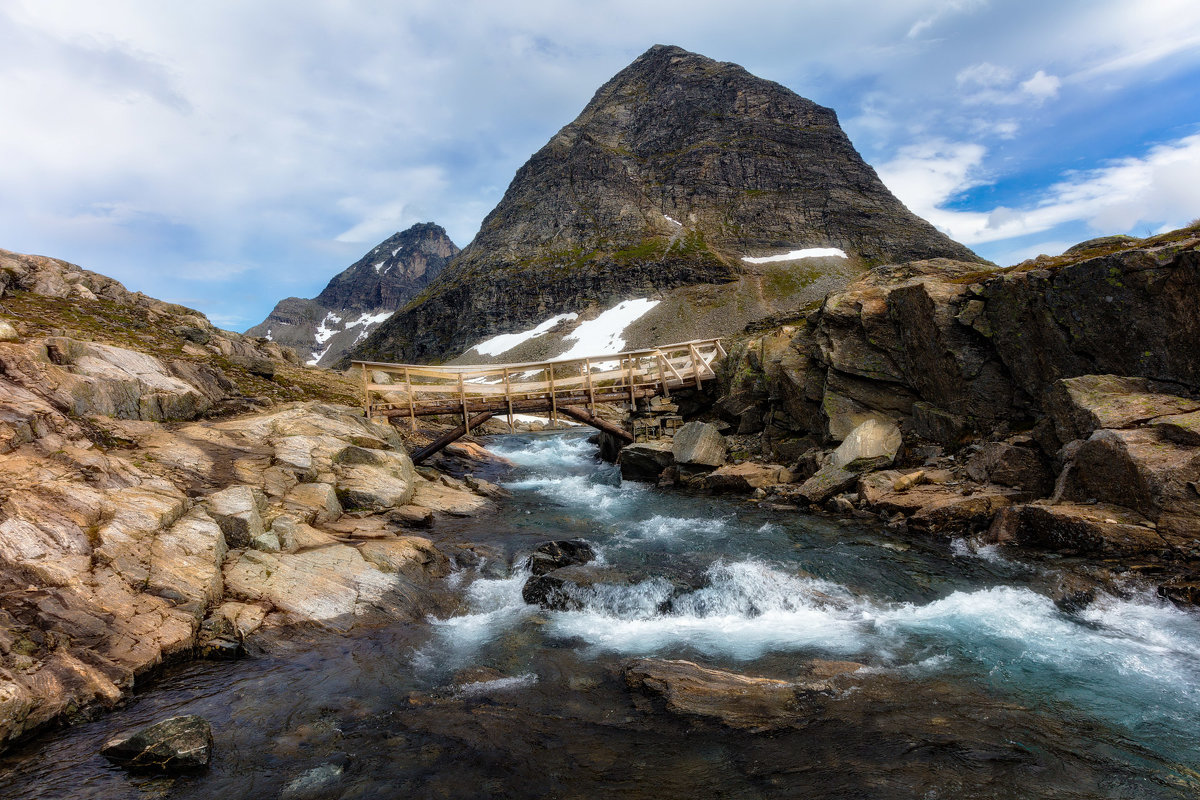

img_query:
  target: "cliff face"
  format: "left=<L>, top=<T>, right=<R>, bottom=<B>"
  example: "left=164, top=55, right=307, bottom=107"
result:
left=350, top=44, right=981, bottom=366
left=248, top=223, right=458, bottom=366
left=0, top=246, right=488, bottom=750
left=712, top=226, right=1200, bottom=597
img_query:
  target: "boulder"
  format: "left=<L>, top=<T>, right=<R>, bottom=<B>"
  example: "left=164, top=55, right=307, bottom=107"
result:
left=830, top=418, right=901, bottom=469
left=1047, top=374, right=1200, bottom=443
left=1061, top=427, right=1200, bottom=548
left=521, top=573, right=583, bottom=611
left=101, top=715, right=213, bottom=771
left=624, top=658, right=862, bottom=732
left=525, top=539, right=597, bottom=575
left=617, top=441, right=675, bottom=481
left=228, top=355, right=275, bottom=378
left=388, top=504, right=434, bottom=528
left=282, top=482, right=343, bottom=525
left=907, top=489, right=1023, bottom=536
left=205, top=485, right=267, bottom=548
left=989, top=502, right=1169, bottom=556
left=795, top=464, right=859, bottom=504
left=0, top=319, right=18, bottom=342
left=332, top=447, right=416, bottom=511
left=411, top=478, right=487, bottom=516
left=702, top=462, right=786, bottom=493
left=671, top=422, right=726, bottom=469
left=965, top=442, right=1052, bottom=494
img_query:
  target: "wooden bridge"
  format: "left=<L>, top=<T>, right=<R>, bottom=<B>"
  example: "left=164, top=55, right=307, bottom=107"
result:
left=352, top=338, right=725, bottom=462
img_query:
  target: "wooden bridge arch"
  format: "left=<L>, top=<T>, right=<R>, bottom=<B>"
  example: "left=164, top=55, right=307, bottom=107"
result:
left=352, top=338, right=725, bottom=463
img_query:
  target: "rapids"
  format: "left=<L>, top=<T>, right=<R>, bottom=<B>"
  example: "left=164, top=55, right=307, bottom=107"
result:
left=3, top=430, right=1199, bottom=798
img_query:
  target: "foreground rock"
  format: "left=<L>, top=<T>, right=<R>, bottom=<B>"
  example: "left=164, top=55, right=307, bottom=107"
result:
left=671, top=421, right=727, bottom=471
left=624, top=658, right=863, bottom=732
left=101, top=715, right=213, bottom=771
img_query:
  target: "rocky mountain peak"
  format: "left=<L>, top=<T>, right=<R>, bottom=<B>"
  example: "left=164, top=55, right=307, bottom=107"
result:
left=247, top=222, right=458, bottom=367
left=348, top=45, right=983, bottom=366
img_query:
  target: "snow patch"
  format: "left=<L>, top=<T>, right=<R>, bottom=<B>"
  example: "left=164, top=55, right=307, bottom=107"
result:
left=557, top=298, right=659, bottom=360
left=307, top=344, right=331, bottom=366
left=345, top=309, right=393, bottom=329
left=741, top=248, right=848, bottom=264
left=373, top=260, right=386, bottom=272
left=664, top=215, right=682, bottom=227
left=313, top=312, right=343, bottom=345
left=264, top=328, right=273, bottom=341
left=391, top=246, right=403, bottom=257
left=472, top=313, right=579, bottom=357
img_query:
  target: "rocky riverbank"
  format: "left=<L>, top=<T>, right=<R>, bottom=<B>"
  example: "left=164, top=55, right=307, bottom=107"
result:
left=612, top=225, right=1200, bottom=603
left=0, top=248, right=501, bottom=750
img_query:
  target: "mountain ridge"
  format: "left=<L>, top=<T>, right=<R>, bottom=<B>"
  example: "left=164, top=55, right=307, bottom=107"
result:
left=347, top=44, right=983, bottom=366
left=248, top=222, right=458, bottom=366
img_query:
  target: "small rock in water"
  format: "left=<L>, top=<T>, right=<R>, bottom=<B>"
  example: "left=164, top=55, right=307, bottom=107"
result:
left=100, top=715, right=213, bottom=771
left=521, top=574, right=584, bottom=611
left=525, top=539, right=597, bottom=575
left=281, top=763, right=345, bottom=800
left=198, top=638, right=243, bottom=660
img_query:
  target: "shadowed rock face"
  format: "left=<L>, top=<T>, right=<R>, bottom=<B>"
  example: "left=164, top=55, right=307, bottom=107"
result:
left=248, top=223, right=458, bottom=367
left=350, top=44, right=982, bottom=366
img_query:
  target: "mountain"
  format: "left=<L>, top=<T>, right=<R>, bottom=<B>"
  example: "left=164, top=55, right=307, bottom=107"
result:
left=347, top=44, right=983, bottom=366
left=248, top=222, right=458, bottom=366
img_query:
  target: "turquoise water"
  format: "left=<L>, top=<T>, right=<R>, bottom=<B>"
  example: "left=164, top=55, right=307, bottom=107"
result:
left=2, top=431, right=1198, bottom=798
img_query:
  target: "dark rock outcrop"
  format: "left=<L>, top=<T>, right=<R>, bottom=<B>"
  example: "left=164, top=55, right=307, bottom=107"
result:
left=350, top=44, right=981, bottom=365
left=524, top=539, right=598, bottom=576
left=101, top=715, right=213, bottom=771
left=248, top=223, right=458, bottom=366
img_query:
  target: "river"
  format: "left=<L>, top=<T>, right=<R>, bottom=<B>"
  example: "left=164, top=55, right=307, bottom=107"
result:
left=3, top=431, right=1199, bottom=798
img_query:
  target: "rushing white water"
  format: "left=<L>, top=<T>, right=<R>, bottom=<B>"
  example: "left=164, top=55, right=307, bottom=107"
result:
left=424, top=431, right=1200, bottom=768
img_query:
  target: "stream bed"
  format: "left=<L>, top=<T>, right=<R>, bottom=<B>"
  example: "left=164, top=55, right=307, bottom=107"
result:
left=3, top=431, right=1200, bottom=798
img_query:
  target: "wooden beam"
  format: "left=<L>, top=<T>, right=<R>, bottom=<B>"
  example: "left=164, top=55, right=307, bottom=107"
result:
left=559, top=405, right=633, bottom=443
left=404, top=366, right=415, bottom=432
left=411, top=411, right=497, bottom=464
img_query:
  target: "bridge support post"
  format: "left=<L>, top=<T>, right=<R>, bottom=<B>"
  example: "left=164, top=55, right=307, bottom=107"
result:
left=412, top=411, right=498, bottom=464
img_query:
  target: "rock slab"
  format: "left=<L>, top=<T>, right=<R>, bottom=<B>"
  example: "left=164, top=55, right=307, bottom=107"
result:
left=101, top=715, right=213, bottom=771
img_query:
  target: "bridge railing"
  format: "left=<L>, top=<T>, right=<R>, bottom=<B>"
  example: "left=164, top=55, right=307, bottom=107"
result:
left=351, top=337, right=726, bottom=429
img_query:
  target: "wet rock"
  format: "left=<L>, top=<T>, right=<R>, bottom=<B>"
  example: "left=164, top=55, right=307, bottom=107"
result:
left=702, top=462, right=785, bottom=493
left=965, top=442, right=1052, bottom=494
left=197, top=638, right=243, bottom=660
left=989, top=502, right=1167, bottom=556
left=100, top=715, right=213, bottom=771
left=521, top=574, right=583, bottom=611
left=464, top=475, right=510, bottom=499
left=281, top=762, right=345, bottom=800
left=617, top=441, right=675, bottom=482
left=206, top=485, right=267, bottom=548
left=671, top=421, right=726, bottom=469
left=624, top=658, right=863, bottom=732
left=525, top=539, right=597, bottom=575
left=830, top=418, right=901, bottom=469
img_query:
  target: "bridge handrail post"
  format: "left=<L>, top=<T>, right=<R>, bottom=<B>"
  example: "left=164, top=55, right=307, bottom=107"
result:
left=361, top=363, right=372, bottom=421
left=688, top=343, right=703, bottom=388
left=458, top=372, right=469, bottom=433
left=584, top=358, right=596, bottom=416
left=503, top=367, right=514, bottom=433
left=404, top=366, right=416, bottom=431
left=655, top=351, right=670, bottom=398
left=548, top=364, right=558, bottom=429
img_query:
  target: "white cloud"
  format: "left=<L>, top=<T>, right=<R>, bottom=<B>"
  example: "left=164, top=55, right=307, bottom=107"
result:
left=956, top=62, right=1061, bottom=105
left=880, top=132, right=1200, bottom=246
left=1020, top=70, right=1060, bottom=101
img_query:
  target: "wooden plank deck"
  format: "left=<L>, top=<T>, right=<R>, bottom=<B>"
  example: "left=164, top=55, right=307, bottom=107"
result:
left=351, top=338, right=725, bottom=457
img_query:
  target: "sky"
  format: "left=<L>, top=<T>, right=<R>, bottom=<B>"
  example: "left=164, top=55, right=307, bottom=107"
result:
left=1, top=0, right=1198, bottom=331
